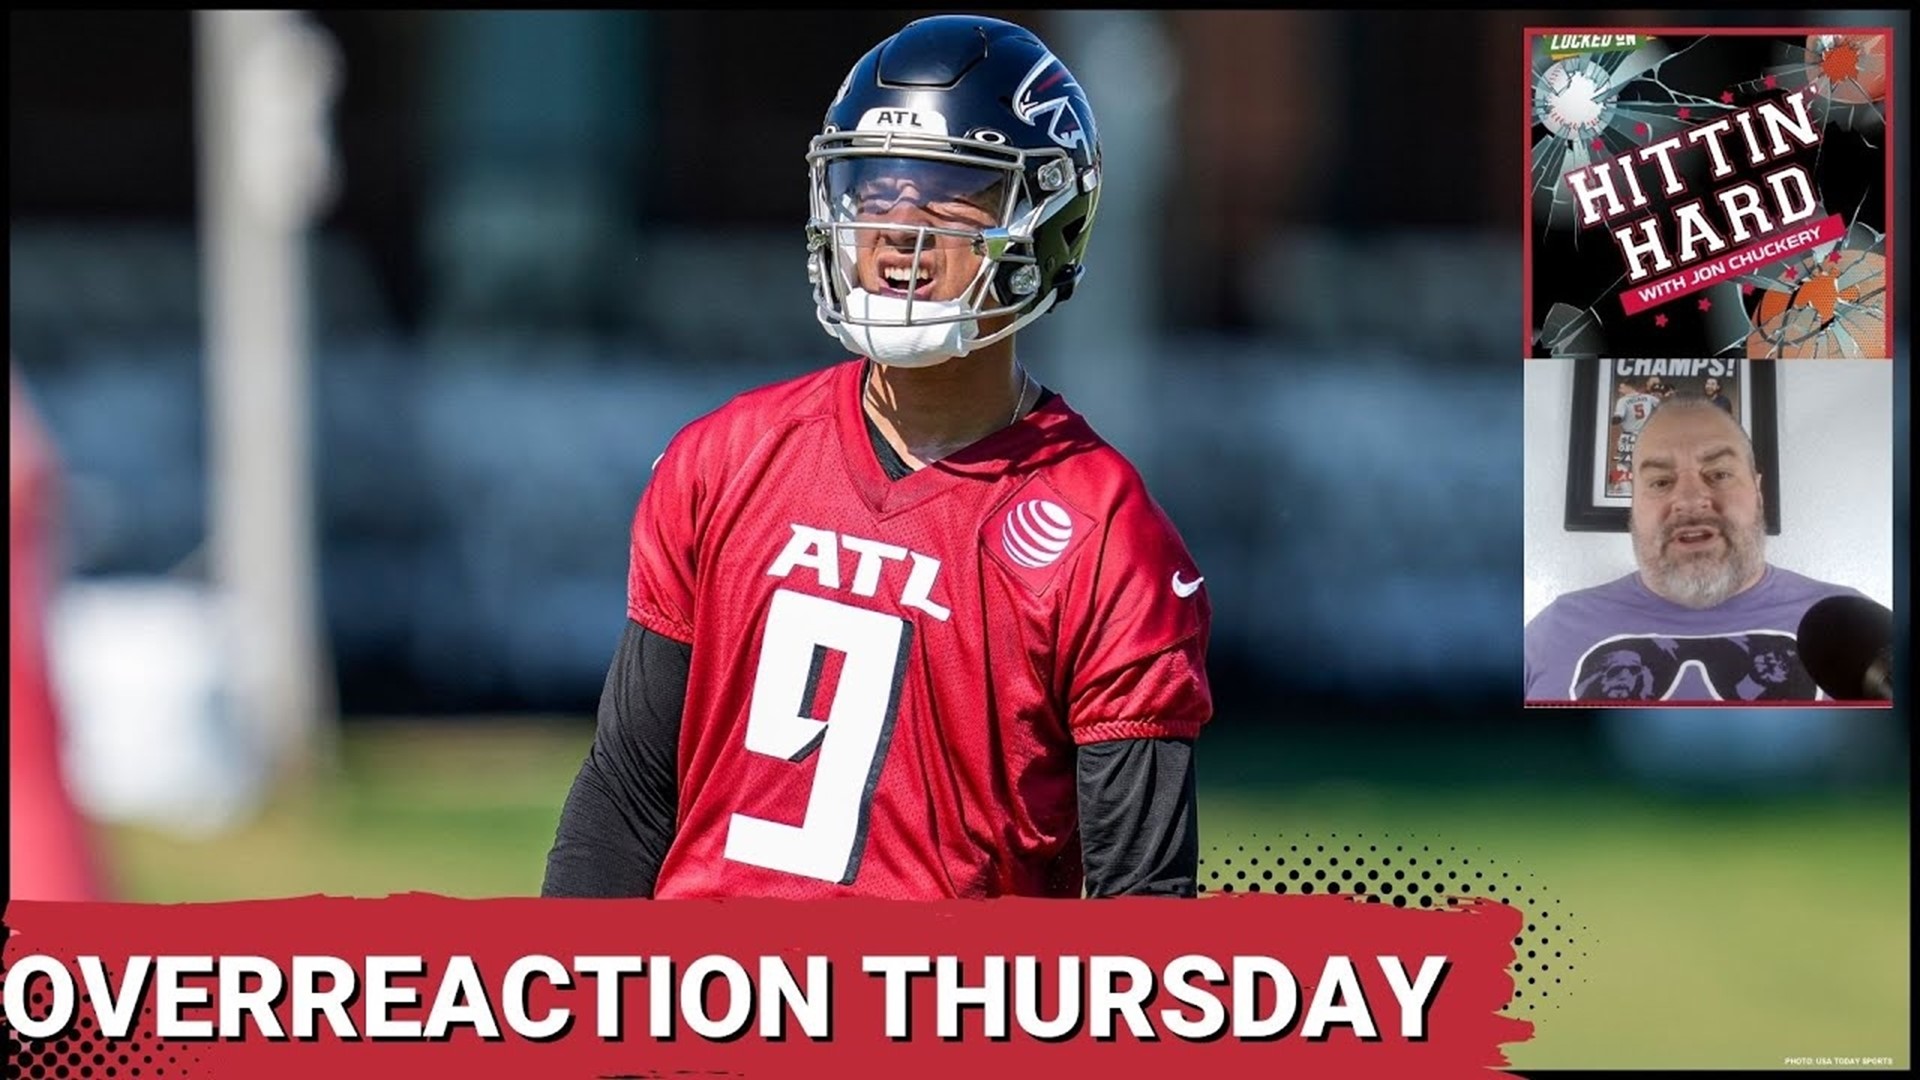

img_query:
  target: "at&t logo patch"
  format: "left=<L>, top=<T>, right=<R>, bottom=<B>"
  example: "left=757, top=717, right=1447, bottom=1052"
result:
left=985, top=480, right=1094, bottom=592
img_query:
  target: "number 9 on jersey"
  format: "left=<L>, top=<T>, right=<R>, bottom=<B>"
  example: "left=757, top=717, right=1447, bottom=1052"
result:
left=723, top=588, right=913, bottom=884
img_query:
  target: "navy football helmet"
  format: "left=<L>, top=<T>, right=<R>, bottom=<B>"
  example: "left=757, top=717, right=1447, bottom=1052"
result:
left=807, top=15, right=1102, bottom=364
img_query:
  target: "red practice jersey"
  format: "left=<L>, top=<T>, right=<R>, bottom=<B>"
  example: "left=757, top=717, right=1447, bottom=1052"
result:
left=629, top=359, right=1212, bottom=899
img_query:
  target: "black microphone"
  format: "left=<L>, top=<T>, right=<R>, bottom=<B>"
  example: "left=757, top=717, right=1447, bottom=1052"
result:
left=1796, top=595, right=1894, bottom=701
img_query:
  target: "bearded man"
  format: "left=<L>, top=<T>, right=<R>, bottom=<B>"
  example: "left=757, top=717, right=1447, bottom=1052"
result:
left=1525, top=396, right=1865, bottom=703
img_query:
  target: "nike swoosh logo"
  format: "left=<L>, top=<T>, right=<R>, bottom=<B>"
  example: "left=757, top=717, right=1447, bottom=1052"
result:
left=1171, top=572, right=1204, bottom=598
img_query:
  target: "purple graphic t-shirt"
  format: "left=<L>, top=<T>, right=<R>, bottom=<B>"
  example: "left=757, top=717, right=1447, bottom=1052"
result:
left=1524, top=565, right=1865, bottom=702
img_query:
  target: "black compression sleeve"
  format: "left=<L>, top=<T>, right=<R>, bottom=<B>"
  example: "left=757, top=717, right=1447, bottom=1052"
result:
left=541, top=620, right=690, bottom=897
left=1077, top=738, right=1200, bottom=898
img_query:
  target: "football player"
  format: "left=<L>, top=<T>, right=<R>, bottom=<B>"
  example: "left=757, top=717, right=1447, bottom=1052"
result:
left=542, top=15, right=1212, bottom=900
left=1609, top=376, right=1662, bottom=491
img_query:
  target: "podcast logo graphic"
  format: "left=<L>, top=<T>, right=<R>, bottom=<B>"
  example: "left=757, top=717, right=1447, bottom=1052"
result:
left=1527, top=29, right=1890, bottom=359
left=1543, top=34, right=1656, bottom=61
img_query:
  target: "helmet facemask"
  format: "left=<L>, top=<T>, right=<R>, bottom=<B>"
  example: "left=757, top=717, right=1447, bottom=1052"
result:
left=806, top=129, right=1084, bottom=367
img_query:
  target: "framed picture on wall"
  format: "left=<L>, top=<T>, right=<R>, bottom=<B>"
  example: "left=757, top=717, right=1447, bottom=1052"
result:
left=1563, top=357, right=1781, bottom=534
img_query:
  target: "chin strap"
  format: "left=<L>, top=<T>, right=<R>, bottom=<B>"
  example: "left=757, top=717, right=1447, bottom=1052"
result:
left=959, top=289, right=1059, bottom=354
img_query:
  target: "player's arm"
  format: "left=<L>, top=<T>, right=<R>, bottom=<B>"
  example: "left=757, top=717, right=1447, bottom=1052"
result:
left=1078, top=735, right=1199, bottom=897
left=1064, top=485, right=1213, bottom=898
left=1070, top=641, right=1208, bottom=897
left=541, top=620, right=689, bottom=898
left=543, top=420, right=708, bottom=896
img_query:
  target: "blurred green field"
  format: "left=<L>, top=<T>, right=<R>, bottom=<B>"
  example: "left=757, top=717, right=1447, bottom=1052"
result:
left=97, top=721, right=1909, bottom=1071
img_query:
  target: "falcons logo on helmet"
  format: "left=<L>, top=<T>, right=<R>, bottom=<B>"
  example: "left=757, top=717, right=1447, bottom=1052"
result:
left=1012, top=51, right=1088, bottom=152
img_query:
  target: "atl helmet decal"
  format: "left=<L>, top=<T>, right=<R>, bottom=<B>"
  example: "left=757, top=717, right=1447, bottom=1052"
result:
left=1001, top=499, right=1075, bottom=568
left=1011, top=51, right=1088, bottom=152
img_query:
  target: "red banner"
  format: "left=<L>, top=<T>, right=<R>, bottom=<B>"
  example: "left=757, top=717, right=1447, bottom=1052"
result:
left=1617, top=211, right=1846, bottom=314
left=4, top=893, right=1531, bottom=1079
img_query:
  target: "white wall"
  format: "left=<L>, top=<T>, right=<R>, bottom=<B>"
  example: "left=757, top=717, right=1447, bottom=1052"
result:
left=1523, top=360, right=1893, bottom=624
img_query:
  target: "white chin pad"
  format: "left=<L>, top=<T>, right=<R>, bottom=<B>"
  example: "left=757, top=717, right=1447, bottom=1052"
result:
left=834, top=289, right=978, bottom=368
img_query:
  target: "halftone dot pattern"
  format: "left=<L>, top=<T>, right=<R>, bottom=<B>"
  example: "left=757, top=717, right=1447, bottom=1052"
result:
left=1197, top=832, right=1590, bottom=1016
left=3, top=964, right=200, bottom=1080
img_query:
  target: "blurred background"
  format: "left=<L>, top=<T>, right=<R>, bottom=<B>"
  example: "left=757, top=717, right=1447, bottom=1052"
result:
left=7, top=8, right=1910, bottom=1069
